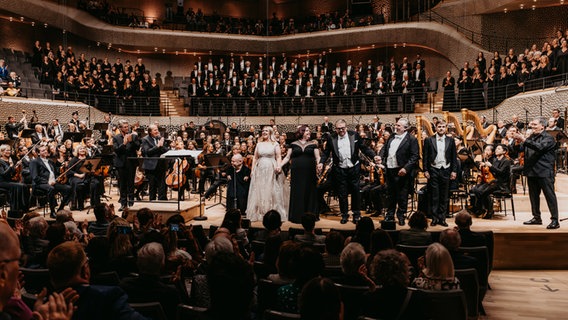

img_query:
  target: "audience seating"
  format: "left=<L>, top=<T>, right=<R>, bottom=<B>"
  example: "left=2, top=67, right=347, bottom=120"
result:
left=416, top=289, right=468, bottom=320
left=129, top=302, right=168, bottom=320
left=176, top=304, right=209, bottom=320
left=395, top=244, right=428, bottom=276
left=90, top=271, right=121, bottom=286
left=19, top=267, right=51, bottom=294
left=334, top=283, right=370, bottom=320
left=257, top=279, right=282, bottom=318
left=254, top=261, right=271, bottom=280
left=329, top=228, right=356, bottom=239
left=264, top=309, right=301, bottom=320
left=454, top=268, right=480, bottom=320
left=492, top=189, right=516, bottom=221
left=322, top=265, right=343, bottom=281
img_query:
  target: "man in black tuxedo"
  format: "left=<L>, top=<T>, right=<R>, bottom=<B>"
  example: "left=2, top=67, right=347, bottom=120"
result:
left=423, top=120, right=458, bottom=226
left=226, top=154, right=251, bottom=213
left=113, top=120, right=140, bottom=211
left=141, top=124, right=169, bottom=201
left=321, top=116, right=333, bottom=133
left=5, top=116, right=22, bottom=139
left=379, top=118, right=419, bottom=226
left=319, top=119, right=379, bottom=224
left=515, top=117, right=559, bottom=229
left=30, top=145, right=71, bottom=218
left=30, top=124, right=48, bottom=145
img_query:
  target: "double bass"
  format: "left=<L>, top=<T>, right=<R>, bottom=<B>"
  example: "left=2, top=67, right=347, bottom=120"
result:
left=166, top=158, right=189, bottom=190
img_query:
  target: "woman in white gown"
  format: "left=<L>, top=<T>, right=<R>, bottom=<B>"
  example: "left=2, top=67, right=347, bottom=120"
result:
left=246, top=126, right=289, bottom=221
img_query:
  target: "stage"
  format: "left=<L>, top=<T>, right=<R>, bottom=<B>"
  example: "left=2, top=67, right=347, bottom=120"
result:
left=40, top=176, right=568, bottom=270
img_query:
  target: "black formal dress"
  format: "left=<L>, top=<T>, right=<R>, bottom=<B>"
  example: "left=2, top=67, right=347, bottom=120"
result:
left=288, top=141, right=319, bottom=223
left=66, top=156, right=101, bottom=210
left=0, top=159, right=29, bottom=217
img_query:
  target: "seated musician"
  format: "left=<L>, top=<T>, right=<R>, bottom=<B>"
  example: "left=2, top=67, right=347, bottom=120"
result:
left=30, top=124, right=49, bottom=145
left=0, top=144, right=30, bottom=217
left=84, top=137, right=101, bottom=158
left=469, top=144, right=511, bottom=219
left=16, top=145, right=34, bottom=185
left=66, top=145, right=101, bottom=211
left=197, top=143, right=216, bottom=195
left=360, top=157, right=387, bottom=217
left=30, top=145, right=71, bottom=218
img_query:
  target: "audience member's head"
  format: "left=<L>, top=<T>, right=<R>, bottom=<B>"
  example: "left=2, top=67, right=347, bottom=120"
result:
left=324, top=231, right=345, bottom=256
left=204, top=236, right=234, bottom=263
left=424, top=243, right=455, bottom=280
left=262, top=210, right=282, bottom=232
left=340, top=242, right=367, bottom=277
left=408, top=211, right=429, bottom=230
left=369, top=229, right=394, bottom=257
left=94, top=203, right=110, bottom=223
left=439, top=228, right=462, bottom=252
left=55, top=210, right=74, bottom=223
left=207, top=252, right=255, bottom=320
left=136, top=242, right=165, bottom=276
left=28, top=216, right=48, bottom=239
left=221, top=209, right=243, bottom=234
left=301, top=213, right=318, bottom=233
left=276, top=241, right=300, bottom=279
left=0, top=222, right=21, bottom=311
left=369, top=249, right=410, bottom=288
left=455, top=210, right=473, bottom=230
left=299, top=277, right=342, bottom=320
left=47, top=241, right=90, bottom=289
left=107, top=217, right=134, bottom=259
left=136, top=208, right=155, bottom=229
left=46, top=222, right=68, bottom=249
left=292, top=245, right=324, bottom=286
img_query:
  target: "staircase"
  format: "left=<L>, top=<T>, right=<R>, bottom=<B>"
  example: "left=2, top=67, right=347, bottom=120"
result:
left=414, top=93, right=444, bottom=114
left=160, top=91, right=186, bottom=116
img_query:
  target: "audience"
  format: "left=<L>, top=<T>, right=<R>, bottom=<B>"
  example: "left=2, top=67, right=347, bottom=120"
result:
left=267, top=240, right=300, bottom=285
left=455, top=210, right=487, bottom=247
left=322, top=231, right=345, bottom=267
left=299, top=277, right=343, bottom=320
left=293, top=213, right=325, bottom=245
left=398, top=211, right=433, bottom=246
left=412, top=243, right=460, bottom=291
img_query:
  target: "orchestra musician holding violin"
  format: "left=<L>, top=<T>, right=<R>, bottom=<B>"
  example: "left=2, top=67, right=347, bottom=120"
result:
left=0, top=144, right=30, bottom=217
left=141, top=124, right=170, bottom=201
left=423, top=120, right=458, bottom=227
left=30, top=145, right=72, bottom=218
left=469, top=144, right=511, bottom=220
left=113, top=120, right=140, bottom=211
left=66, top=145, right=101, bottom=211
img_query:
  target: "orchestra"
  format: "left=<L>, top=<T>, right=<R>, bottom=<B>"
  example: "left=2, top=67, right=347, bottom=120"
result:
left=0, top=107, right=564, bottom=228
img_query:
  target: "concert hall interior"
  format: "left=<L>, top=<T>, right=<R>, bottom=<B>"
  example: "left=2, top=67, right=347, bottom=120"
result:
left=0, top=0, right=568, bottom=319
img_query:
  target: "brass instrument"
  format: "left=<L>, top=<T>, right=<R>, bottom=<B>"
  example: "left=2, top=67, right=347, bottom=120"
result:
left=317, top=157, right=333, bottom=185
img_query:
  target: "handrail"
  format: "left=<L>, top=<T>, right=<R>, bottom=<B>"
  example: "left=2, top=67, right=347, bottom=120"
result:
left=423, top=10, right=551, bottom=52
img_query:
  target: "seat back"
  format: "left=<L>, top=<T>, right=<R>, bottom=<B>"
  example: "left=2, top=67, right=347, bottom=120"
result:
left=322, top=265, right=343, bottom=281
left=264, top=309, right=301, bottom=320
left=257, top=278, right=282, bottom=317
left=417, top=289, right=467, bottom=320
left=334, top=283, right=370, bottom=320
left=130, top=302, right=168, bottom=320
left=395, top=244, right=428, bottom=276
left=176, top=304, right=209, bottom=320
left=20, top=267, right=51, bottom=294
left=454, top=268, right=480, bottom=319
left=90, top=271, right=121, bottom=286
left=457, top=246, right=489, bottom=287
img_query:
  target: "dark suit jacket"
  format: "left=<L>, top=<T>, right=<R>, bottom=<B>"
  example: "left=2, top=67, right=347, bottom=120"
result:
left=30, top=132, right=45, bottom=145
left=141, top=135, right=169, bottom=170
left=320, top=131, right=375, bottom=166
left=71, top=284, right=149, bottom=320
left=422, top=135, right=458, bottom=175
left=516, top=131, right=556, bottom=177
left=379, top=133, right=419, bottom=174
left=5, top=122, right=21, bottom=139
left=30, top=157, right=56, bottom=186
left=113, top=133, right=141, bottom=168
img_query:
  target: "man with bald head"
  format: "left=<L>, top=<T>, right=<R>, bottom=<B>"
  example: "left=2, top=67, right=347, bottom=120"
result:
left=141, top=124, right=170, bottom=201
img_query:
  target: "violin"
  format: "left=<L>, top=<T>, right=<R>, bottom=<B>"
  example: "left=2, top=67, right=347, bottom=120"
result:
left=166, top=158, right=188, bottom=190
left=480, top=158, right=495, bottom=184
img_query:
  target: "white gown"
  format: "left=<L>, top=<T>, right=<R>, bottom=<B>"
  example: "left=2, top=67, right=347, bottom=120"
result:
left=246, top=142, right=289, bottom=222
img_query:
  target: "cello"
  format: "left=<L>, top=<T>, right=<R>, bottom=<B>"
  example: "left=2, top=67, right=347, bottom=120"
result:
left=166, top=158, right=188, bottom=190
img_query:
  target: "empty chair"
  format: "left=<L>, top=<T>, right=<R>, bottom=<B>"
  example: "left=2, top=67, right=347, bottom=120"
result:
left=417, top=289, right=468, bottom=320
left=176, top=304, right=208, bottom=320
left=129, top=302, right=168, bottom=320
left=264, top=309, right=301, bottom=320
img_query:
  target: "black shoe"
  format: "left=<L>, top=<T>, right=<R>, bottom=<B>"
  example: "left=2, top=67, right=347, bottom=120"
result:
left=352, top=218, right=360, bottom=224
left=370, top=212, right=381, bottom=217
left=398, top=219, right=406, bottom=226
left=118, top=206, right=126, bottom=212
left=482, top=211, right=493, bottom=220
left=430, top=220, right=438, bottom=226
left=385, top=216, right=395, bottom=222
left=523, top=218, right=542, bottom=225
left=128, top=202, right=134, bottom=207
left=340, top=218, right=348, bottom=224
left=439, top=220, right=449, bottom=227
left=50, top=212, right=57, bottom=219
left=547, top=220, right=560, bottom=229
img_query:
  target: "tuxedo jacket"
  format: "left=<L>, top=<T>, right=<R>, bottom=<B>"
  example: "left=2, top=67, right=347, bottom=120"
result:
left=379, top=133, right=419, bottom=174
left=5, top=122, right=21, bottom=139
left=321, top=131, right=375, bottom=166
left=113, top=133, right=141, bottom=168
left=422, top=135, right=458, bottom=175
left=141, top=135, right=169, bottom=170
left=30, top=157, right=56, bottom=186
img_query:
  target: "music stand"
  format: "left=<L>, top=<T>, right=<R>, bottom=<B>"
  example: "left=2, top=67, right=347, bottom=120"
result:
left=80, top=158, right=102, bottom=174
left=239, top=131, right=253, bottom=139
left=466, top=140, right=485, bottom=156
left=209, top=128, right=221, bottom=137
left=20, top=129, right=35, bottom=139
left=83, top=129, right=93, bottom=137
left=203, top=154, right=230, bottom=212
left=93, top=123, right=108, bottom=132
left=62, top=132, right=85, bottom=143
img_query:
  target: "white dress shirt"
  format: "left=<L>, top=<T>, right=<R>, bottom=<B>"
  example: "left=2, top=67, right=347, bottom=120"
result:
left=337, top=134, right=354, bottom=168
left=386, top=132, right=407, bottom=169
left=433, top=135, right=449, bottom=169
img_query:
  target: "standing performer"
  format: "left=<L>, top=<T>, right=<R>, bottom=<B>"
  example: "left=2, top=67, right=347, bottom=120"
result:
left=226, top=154, right=251, bottom=213
left=319, top=119, right=379, bottom=224
left=423, top=120, right=457, bottom=226
left=281, top=125, right=321, bottom=223
left=379, top=118, right=419, bottom=226
left=514, top=117, right=559, bottom=229
left=141, top=124, right=169, bottom=201
left=113, top=120, right=140, bottom=211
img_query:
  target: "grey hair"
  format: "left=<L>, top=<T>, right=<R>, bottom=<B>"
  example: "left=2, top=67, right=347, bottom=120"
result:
left=205, top=236, right=234, bottom=262
left=340, top=242, right=367, bottom=276
left=28, top=216, right=48, bottom=238
left=398, top=118, right=410, bottom=129
left=137, top=242, right=165, bottom=276
left=535, top=117, right=548, bottom=127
